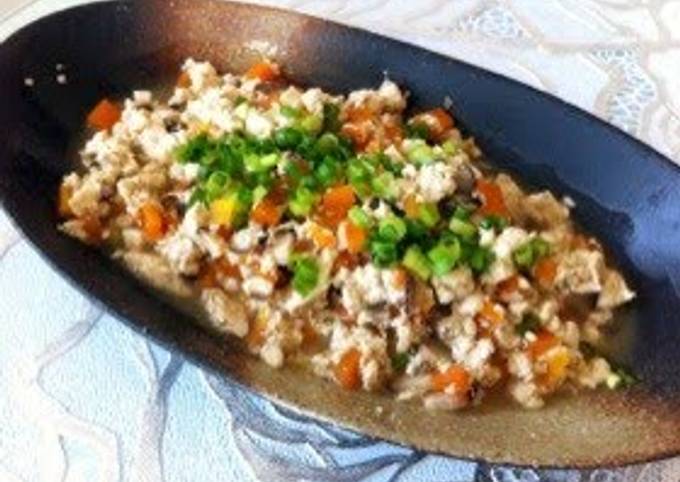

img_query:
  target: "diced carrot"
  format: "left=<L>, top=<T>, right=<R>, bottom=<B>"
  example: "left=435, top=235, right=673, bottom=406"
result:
left=87, top=98, right=121, bottom=131
left=413, top=280, right=435, bottom=318
left=538, top=347, right=570, bottom=389
left=198, top=265, right=219, bottom=289
left=477, top=300, right=505, bottom=327
left=57, top=182, right=74, bottom=218
left=177, top=71, right=191, bottom=88
left=346, top=106, right=375, bottom=123
left=431, top=365, right=471, bottom=394
left=383, top=121, right=404, bottom=145
left=138, top=202, right=166, bottom=242
left=246, top=310, right=268, bottom=348
left=250, top=196, right=282, bottom=227
left=245, top=61, right=280, bottom=82
left=334, top=348, right=361, bottom=390
left=319, top=185, right=356, bottom=227
left=496, top=275, right=519, bottom=301
left=81, top=214, right=104, bottom=244
left=403, top=194, right=420, bottom=219
left=391, top=268, right=408, bottom=289
left=332, top=251, right=359, bottom=273
left=301, top=321, right=319, bottom=347
left=534, top=257, right=558, bottom=288
left=341, top=123, right=370, bottom=150
left=528, top=330, right=559, bottom=359
left=309, top=222, right=336, bottom=249
left=344, top=221, right=366, bottom=254
left=426, top=108, right=454, bottom=139
left=476, top=179, right=509, bottom=217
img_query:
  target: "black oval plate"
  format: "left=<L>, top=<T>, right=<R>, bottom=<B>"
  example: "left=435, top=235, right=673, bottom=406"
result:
left=1, top=0, right=679, bottom=468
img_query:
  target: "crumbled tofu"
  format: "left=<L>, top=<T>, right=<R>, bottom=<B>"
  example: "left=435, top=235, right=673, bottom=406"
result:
left=243, top=276, right=274, bottom=298
left=157, top=233, right=202, bottom=276
left=432, top=267, right=475, bottom=304
left=245, top=109, right=273, bottom=138
left=201, top=288, right=249, bottom=337
left=230, top=225, right=262, bottom=252
left=597, top=270, right=635, bottom=309
left=578, top=357, right=612, bottom=388
left=415, top=162, right=456, bottom=203
left=557, top=249, right=605, bottom=294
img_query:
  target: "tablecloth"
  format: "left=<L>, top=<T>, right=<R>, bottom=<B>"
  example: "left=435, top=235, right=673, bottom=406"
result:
left=1, top=1, right=679, bottom=481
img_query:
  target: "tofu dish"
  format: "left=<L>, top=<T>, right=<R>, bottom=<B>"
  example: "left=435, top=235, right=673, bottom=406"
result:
left=57, top=59, right=636, bottom=410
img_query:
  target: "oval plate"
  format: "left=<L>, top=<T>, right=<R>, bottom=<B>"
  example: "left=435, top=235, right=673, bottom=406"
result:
left=0, top=0, right=679, bottom=468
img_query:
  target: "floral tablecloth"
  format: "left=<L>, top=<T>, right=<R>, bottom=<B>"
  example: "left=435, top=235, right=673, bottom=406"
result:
left=1, top=1, right=679, bottom=481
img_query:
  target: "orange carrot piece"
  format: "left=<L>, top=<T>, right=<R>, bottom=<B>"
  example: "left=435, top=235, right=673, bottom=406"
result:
left=477, top=300, right=505, bottom=327
left=344, top=221, right=366, bottom=254
left=245, top=61, right=280, bottom=82
left=538, top=348, right=570, bottom=389
left=528, top=330, right=559, bottom=359
left=246, top=312, right=268, bottom=348
left=177, top=71, right=191, bottom=88
left=534, top=257, right=558, bottom=288
left=431, top=365, right=471, bottom=394
left=496, top=275, right=519, bottom=300
left=476, top=179, right=509, bottom=217
left=57, top=183, right=74, bottom=218
left=139, top=202, right=166, bottom=242
left=251, top=197, right=282, bottom=227
left=319, top=185, right=356, bottom=227
left=427, top=107, right=454, bottom=139
left=341, top=123, right=371, bottom=150
left=87, top=98, right=121, bottom=131
left=309, top=222, right=337, bottom=249
left=334, top=348, right=361, bottom=390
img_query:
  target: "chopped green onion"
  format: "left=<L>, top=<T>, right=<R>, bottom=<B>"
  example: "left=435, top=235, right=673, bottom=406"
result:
left=316, top=133, right=340, bottom=156
left=288, top=187, right=317, bottom=217
left=468, top=246, right=495, bottom=274
left=300, top=113, right=323, bottom=134
left=274, top=127, right=303, bottom=149
left=204, top=171, right=229, bottom=201
left=370, top=239, right=399, bottom=267
left=403, top=245, right=432, bottom=281
left=280, top=105, right=300, bottom=118
left=371, top=171, right=396, bottom=199
left=391, top=352, right=410, bottom=372
left=314, top=157, right=341, bottom=187
left=427, top=239, right=461, bottom=277
left=406, top=140, right=435, bottom=165
left=404, top=218, right=428, bottom=244
left=405, top=122, right=430, bottom=140
left=515, top=313, right=541, bottom=336
left=347, top=158, right=374, bottom=196
left=244, top=152, right=279, bottom=173
left=607, top=367, right=637, bottom=390
left=289, top=256, right=320, bottom=296
left=322, top=103, right=342, bottom=132
left=449, top=217, right=477, bottom=241
left=418, top=203, right=441, bottom=228
left=480, top=215, right=508, bottom=231
left=513, top=237, right=551, bottom=269
left=253, top=185, right=268, bottom=204
left=378, top=215, right=407, bottom=242
left=453, top=205, right=473, bottom=220
left=348, top=206, right=372, bottom=229
left=442, top=139, right=460, bottom=155
left=234, top=95, right=248, bottom=106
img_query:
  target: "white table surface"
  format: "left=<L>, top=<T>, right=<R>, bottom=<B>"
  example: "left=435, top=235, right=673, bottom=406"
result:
left=1, top=1, right=679, bottom=481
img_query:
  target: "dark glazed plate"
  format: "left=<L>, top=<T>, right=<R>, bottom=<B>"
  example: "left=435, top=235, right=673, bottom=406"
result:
left=0, top=0, right=679, bottom=468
